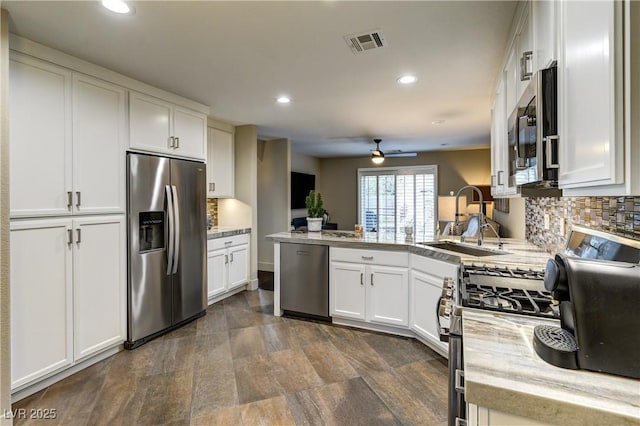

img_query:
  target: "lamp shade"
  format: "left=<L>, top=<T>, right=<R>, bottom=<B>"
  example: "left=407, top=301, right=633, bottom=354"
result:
left=438, top=195, right=467, bottom=222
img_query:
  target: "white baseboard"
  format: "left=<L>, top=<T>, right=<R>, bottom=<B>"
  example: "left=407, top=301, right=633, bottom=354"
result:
left=247, top=278, right=259, bottom=291
left=258, top=261, right=274, bottom=272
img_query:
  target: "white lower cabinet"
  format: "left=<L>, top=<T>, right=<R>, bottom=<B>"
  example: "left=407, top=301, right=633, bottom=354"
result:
left=207, top=234, right=250, bottom=303
left=73, top=216, right=126, bottom=362
left=410, top=254, right=459, bottom=355
left=10, top=216, right=125, bottom=390
left=330, top=248, right=409, bottom=328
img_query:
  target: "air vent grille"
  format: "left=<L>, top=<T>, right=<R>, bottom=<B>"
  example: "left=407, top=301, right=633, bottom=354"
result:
left=344, top=29, right=386, bottom=54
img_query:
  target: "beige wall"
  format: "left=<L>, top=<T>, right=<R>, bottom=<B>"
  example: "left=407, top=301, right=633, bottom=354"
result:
left=0, top=8, right=10, bottom=424
left=257, top=139, right=290, bottom=271
left=318, top=148, right=492, bottom=230
left=218, top=125, right=259, bottom=289
left=290, top=152, right=320, bottom=219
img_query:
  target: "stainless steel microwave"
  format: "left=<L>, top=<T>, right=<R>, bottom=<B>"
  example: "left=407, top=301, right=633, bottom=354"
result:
left=507, top=66, right=559, bottom=191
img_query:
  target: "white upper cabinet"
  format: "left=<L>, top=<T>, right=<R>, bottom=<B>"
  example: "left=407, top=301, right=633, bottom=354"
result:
left=129, top=91, right=172, bottom=154
left=491, top=76, right=507, bottom=197
left=9, top=54, right=126, bottom=218
left=207, top=126, right=235, bottom=198
left=10, top=55, right=72, bottom=218
left=516, top=2, right=535, bottom=100
left=558, top=0, right=624, bottom=191
left=129, top=91, right=207, bottom=160
left=533, top=0, right=558, bottom=69
left=72, top=74, right=126, bottom=215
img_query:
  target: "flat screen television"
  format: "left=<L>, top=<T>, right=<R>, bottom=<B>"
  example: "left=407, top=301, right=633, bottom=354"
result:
left=291, top=172, right=315, bottom=209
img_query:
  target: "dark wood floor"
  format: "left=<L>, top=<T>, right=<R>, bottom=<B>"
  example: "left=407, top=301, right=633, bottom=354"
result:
left=13, top=290, right=449, bottom=426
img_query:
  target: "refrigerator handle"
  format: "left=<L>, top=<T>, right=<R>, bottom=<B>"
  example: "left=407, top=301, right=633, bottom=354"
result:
left=165, top=185, right=175, bottom=275
left=171, top=185, right=180, bottom=274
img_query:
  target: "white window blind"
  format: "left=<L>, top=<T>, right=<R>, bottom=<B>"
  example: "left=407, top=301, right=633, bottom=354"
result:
left=358, top=166, right=437, bottom=241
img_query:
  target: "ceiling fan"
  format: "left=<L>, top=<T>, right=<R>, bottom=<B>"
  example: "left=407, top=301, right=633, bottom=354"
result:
left=370, top=138, right=417, bottom=164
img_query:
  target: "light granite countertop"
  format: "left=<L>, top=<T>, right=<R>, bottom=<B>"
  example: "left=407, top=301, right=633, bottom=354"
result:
left=207, top=226, right=251, bottom=240
left=266, top=230, right=551, bottom=270
left=462, top=309, right=640, bottom=425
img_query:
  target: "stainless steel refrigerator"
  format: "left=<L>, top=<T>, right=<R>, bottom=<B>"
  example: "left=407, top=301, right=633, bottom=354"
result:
left=125, top=152, right=207, bottom=349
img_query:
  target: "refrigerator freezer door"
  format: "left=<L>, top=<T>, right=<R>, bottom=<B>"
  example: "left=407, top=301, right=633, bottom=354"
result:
left=127, top=153, right=172, bottom=343
left=170, top=158, right=207, bottom=323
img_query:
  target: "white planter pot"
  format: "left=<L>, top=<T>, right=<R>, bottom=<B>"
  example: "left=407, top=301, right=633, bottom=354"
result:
left=307, top=217, right=323, bottom=232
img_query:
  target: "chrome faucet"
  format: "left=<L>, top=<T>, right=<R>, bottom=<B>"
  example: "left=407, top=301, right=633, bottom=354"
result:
left=454, top=185, right=485, bottom=246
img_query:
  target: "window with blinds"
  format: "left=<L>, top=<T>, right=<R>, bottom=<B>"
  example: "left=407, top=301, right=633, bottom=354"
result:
left=358, top=165, right=437, bottom=241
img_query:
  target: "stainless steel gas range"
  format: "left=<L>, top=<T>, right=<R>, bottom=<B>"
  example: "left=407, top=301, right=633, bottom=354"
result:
left=438, top=263, right=559, bottom=426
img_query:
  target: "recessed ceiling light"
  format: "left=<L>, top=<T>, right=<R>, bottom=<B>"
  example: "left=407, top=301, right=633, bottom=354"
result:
left=397, top=75, right=417, bottom=85
left=102, top=0, right=133, bottom=14
left=432, top=119, right=446, bottom=125
left=276, top=96, right=291, bottom=104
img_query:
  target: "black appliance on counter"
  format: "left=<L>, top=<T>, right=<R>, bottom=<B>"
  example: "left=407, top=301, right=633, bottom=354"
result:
left=534, top=229, right=640, bottom=379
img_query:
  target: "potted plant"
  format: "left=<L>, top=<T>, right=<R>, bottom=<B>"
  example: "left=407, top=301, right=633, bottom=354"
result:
left=305, top=190, right=324, bottom=232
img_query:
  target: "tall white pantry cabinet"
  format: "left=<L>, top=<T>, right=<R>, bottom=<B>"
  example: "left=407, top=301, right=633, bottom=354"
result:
left=9, top=53, right=126, bottom=392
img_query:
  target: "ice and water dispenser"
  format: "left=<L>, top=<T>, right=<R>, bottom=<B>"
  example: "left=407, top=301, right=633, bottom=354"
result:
left=139, top=211, right=165, bottom=252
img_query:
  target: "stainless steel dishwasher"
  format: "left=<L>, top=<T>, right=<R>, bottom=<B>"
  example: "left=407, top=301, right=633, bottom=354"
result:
left=280, top=242, right=330, bottom=321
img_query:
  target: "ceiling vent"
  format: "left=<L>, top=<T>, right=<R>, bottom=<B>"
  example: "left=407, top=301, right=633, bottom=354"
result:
left=343, top=29, right=386, bottom=54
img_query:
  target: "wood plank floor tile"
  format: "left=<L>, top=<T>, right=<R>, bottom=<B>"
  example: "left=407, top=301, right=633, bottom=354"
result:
left=233, top=354, right=284, bottom=405
left=190, top=365, right=238, bottom=418
left=285, top=391, right=326, bottom=426
left=361, top=369, right=443, bottom=425
left=393, top=359, right=449, bottom=421
left=137, top=369, right=193, bottom=425
left=239, top=395, right=296, bottom=426
left=191, top=406, right=243, bottom=425
left=225, top=305, right=281, bottom=330
left=196, top=304, right=228, bottom=335
left=85, top=379, right=148, bottom=426
left=193, top=331, right=232, bottom=370
left=286, top=320, right=329, bottom=347
left=307, top=377, right=400, bottom=426
left=322, top=327, right=392, bottom=374
left=258, top=322, right=301, bottom=353
left=269, top=349, right=324, bottom=393
left=244, top=288, right=274, bottom=308
left=362, top=333, right=437, bottom=368
left=302, top=341, right=359, bottom=384
left=229, top=326, right=267, bottom=359
left=222, top=292, right=251, bottom=310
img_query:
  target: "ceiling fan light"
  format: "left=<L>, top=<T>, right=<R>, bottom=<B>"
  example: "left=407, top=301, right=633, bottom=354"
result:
left=371, top=138, right=385, bottom=164
left=371, top=154, right=385, bottom=164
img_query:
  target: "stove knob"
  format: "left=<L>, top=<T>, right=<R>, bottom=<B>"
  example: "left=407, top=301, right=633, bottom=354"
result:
left=544, top=255, right=569, bottom=301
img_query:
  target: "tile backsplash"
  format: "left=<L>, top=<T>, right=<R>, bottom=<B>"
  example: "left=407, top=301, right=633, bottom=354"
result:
left=207, top=198, right=218, bottom=227
left=526, top=196, right=640, bottom=253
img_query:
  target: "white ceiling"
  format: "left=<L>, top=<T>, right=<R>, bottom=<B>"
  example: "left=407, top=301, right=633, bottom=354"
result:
left=3, top=1, right=517, bottom=158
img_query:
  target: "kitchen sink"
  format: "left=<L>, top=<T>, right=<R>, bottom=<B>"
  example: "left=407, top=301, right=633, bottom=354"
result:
left=418, top=241, right=509, bottom=257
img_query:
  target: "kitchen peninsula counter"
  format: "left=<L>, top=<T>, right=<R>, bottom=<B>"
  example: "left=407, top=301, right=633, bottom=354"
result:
left=266, top=230, right=550, bottom=269
left=463, top=309, right=640, bottom=426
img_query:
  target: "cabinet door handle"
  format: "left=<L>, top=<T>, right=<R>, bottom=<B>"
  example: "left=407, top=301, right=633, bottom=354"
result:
left=360, top=273, right=364, bottom=286
left=67, top=191, right=73, bottom=209
left=76, top=191, right=81, bottom=208
left=76, top=228, right=81, bottom=244
left=490, top=174, right=496, bottom=187
left=224, top=241, right=232, bottom=246
left=225, top=254, right=228, bottom=264
left=497, top=170, right=504, bottom=185
left=370, top=273, right=374, bottom=286
left=212, top=182, right=215, bottom=192
left=230, top=253, right=234, bottom=263
left=520, top=51, right=533, bottom=81
left=175, top=137, right=180, bottom=149
left=361, top=256, right=373, bottom=261
left=67, top=229, right=73, bottom=246
left=168, top=136, right=174, bottom=148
